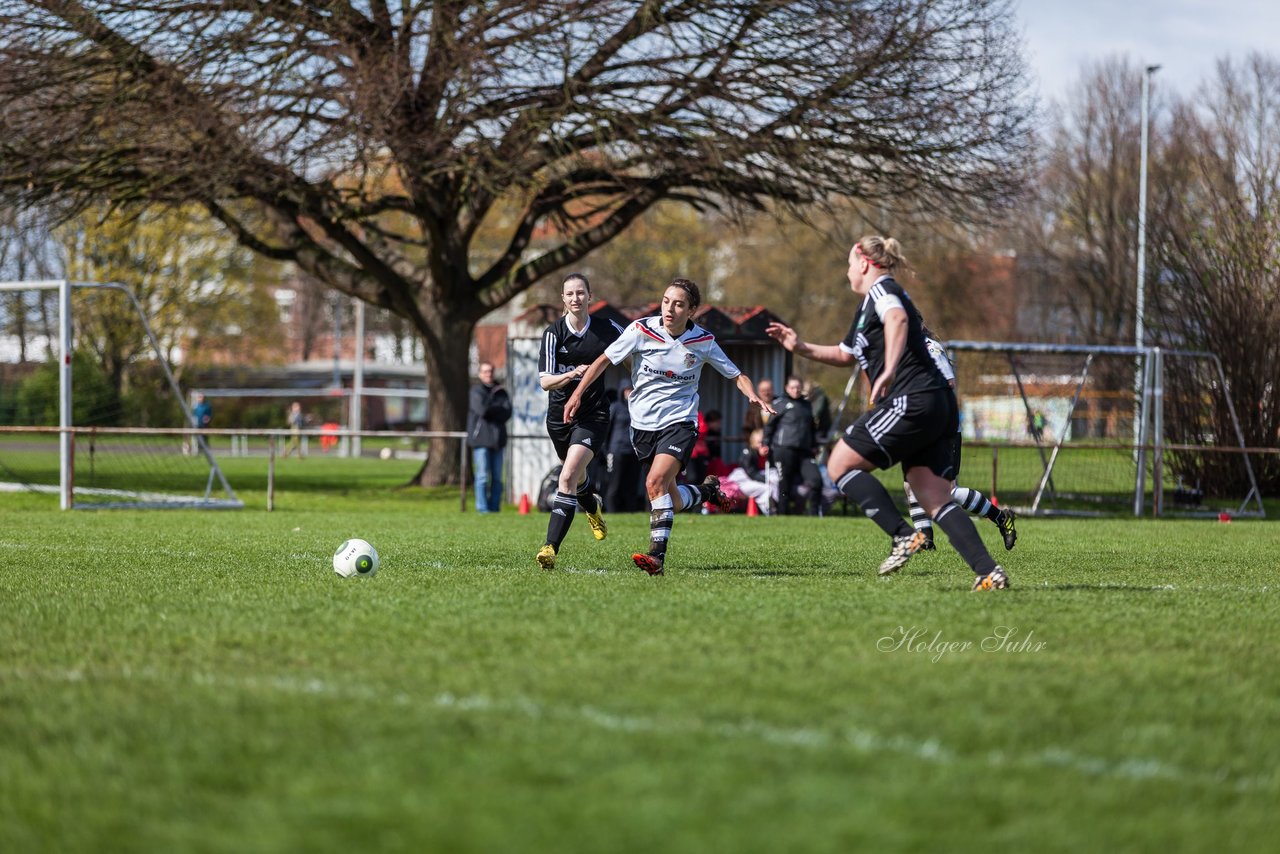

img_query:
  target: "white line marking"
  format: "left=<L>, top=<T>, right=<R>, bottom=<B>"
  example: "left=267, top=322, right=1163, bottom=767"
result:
left=6, top=667, right=1270, bottom=793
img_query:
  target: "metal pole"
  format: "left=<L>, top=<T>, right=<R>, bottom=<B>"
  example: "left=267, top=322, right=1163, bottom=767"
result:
left=352, top=298, right=365, bottom=459
left=1134, top=349, right=1154, bottom=517
left=1153, top=348, right=1165, bottom=516
left=58, top=279, right=72, bottom=510
left=1134, top=64, right=1160, bottom=450
left=332, top=294, right=346, bottom=457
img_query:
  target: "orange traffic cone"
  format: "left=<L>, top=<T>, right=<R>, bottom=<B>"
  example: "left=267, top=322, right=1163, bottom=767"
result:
left=518, top=493, right=531, bottom=515
left=746, top=496, right=759, bottom=517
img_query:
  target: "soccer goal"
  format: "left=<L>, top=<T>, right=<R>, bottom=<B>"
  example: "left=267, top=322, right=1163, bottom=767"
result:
left=944, top=341, right=1264, bottom=518
left=0, top=280, right=241, bottom=510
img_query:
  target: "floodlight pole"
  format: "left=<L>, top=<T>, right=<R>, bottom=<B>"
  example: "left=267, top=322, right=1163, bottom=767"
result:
left=1134, top=63, right=1160, bottom=453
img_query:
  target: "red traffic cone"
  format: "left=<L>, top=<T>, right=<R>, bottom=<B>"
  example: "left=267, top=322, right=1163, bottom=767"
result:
left=746, top=496, right=759, bottom=517
left=1218, top=511, right=1232, bottom=523
left=518, top=493, right=531, bottom=515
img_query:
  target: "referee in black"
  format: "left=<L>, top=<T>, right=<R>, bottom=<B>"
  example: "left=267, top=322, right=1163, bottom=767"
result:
left=766, top=236, right=1009, bottom=590
left=534, top=273, right=624, bottom=570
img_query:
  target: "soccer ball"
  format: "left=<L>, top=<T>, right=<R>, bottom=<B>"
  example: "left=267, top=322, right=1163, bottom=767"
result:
left=333, top=538, right=379, bottom=578
left=379, top=446, right=394, bottom=460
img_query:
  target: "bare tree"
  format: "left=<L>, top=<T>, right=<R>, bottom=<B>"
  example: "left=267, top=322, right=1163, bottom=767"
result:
left=0, top=0, right=1032, bottom=483
left=1151, top=55, right=1280, bottom=494
left=1018, top=58, right=1167, bottom=344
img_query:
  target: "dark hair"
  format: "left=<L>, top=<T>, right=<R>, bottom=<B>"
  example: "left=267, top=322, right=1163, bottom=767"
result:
left=667, top=277, right=701, bottom=310
left=704, top=409, right=722, bottom=422
left=562, top=273, right=591, bottom=293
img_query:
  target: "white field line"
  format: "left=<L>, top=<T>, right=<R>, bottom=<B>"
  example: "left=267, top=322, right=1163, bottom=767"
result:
left=6, top=666, right=1272, bottom=794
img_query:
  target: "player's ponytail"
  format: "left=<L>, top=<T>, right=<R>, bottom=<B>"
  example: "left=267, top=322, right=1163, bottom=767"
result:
left=856, top=236, right=906, bottom=272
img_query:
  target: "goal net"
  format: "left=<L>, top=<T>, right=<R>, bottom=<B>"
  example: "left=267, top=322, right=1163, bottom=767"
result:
left=945, top=342, right=1263, bottom=518
left=0, top=280, right=241, bottom=509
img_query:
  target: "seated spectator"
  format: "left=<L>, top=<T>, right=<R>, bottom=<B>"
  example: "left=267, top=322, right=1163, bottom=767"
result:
left=726, top=428, right=775, bottom=514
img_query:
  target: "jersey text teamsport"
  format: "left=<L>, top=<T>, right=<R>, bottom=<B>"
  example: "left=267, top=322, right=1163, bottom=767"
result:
left=539, top=314, right=625, bottom=423
left=840, top=276, right=948, bottom=397
left=604, top=316, right=741, bottom=431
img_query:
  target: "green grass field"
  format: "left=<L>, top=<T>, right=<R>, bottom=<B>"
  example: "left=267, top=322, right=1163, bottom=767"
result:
left=3, top=462, right=1279, bottom=852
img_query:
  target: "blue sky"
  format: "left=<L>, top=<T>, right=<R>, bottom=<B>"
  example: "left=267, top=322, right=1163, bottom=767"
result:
left=1017, top=0, right=1280, bottom=105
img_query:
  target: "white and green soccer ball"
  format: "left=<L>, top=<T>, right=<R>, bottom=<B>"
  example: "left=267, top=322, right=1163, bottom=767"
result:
left=333, top=538, right=379, bottom=578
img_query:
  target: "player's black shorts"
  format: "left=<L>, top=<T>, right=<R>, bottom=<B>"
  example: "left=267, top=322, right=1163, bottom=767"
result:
left=948, top=431, right=963, bottom=478
left=840, top=387, right=960, bottom=479
left=631, top=421, right=698, bottom=468
left=546, top=416, right=609, bottom=461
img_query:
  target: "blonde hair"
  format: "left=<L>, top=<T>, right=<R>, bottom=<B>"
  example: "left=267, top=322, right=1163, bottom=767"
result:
left=856, top=235, right=906, bottom=271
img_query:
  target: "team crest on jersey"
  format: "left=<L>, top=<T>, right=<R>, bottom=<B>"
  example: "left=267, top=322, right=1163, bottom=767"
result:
left=683, top=353, right=697, bottom=369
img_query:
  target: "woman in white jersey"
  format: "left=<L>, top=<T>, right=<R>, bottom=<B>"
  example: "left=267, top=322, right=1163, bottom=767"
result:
left=565, top=278, right=776, bottom=575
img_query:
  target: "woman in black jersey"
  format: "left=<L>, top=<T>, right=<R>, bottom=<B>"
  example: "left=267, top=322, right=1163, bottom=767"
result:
left=766, top=236, right=1009, bottom=590
left=534, top=273, right=626, bottom=570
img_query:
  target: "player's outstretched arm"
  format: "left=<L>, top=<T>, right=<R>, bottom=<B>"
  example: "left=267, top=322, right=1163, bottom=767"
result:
left=736, top=374, right=778, bottom=416
left=563, top=353, right=611, bottom=422
left=540, top=364, right=588, bottom=391
left=765, top=322, right=854, bottom=367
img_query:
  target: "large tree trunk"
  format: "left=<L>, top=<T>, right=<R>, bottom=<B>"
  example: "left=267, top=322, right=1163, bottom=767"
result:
left=415, top=311, right=477, bottom=487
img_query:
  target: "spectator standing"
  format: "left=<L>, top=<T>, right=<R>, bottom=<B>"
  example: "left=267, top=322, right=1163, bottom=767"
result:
left=763, top=376, right=823, bottom=515
left=467, top=362, right=513, bottom=513
left=283, top=401, right=305, bottom=458
left=192, top=392, right=212, bottom=429
left=804, top=380, right=833, bottom=447
left=742, top=377, right=774, bottom=440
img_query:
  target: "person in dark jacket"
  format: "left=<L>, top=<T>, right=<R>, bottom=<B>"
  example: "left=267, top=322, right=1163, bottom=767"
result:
left=762, top=376, right=823, bottom=515
left=467, top=362, right=513, bottom=513
left=605, top=378, right=643, bottom=513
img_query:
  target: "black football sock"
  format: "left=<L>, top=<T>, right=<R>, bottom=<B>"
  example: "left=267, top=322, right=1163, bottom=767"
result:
left=545, top=491, right=577, bottom=551
left=836, top=470, right=914, bottom=538
left=575, top=481, right=599, bottom=514
left=933, top=503, right=998, bottom=575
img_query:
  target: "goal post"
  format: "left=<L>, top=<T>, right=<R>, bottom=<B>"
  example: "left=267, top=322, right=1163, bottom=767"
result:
left=0, top=279, right=241, bottom=510
left=943, top=341, right=1264, bottom=518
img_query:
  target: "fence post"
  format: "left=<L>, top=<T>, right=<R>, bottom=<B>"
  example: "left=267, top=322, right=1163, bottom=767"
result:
left=459, top=435, right=468, bottom=512
left=991, top=444, right=999, bottom=505
left=267, top=435, right=276, bottom=512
